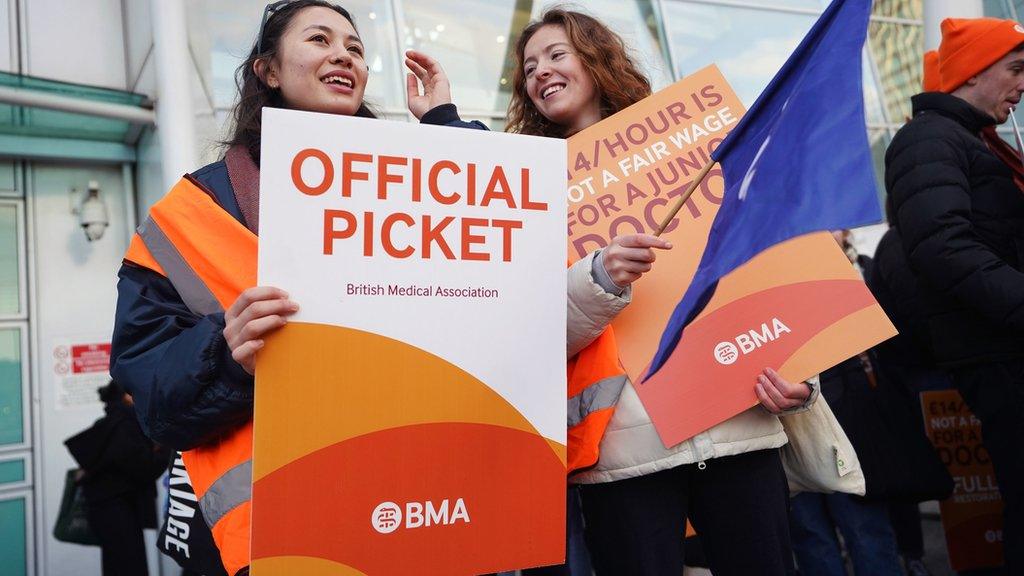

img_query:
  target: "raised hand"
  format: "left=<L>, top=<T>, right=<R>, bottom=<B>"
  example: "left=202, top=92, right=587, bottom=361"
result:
left=405, top=49, right=454, bottom=119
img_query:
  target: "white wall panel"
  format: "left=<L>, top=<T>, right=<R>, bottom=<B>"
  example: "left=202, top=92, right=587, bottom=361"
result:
left=123, top=0, right=153, bottom=93
left=28, top=163, right=133, bottom=575
left=23, top=0, right=126, bottom=88
left=0, top=0, right=15, bottom=72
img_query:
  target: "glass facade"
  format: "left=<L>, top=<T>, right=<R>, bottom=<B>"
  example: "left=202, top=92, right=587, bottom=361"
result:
left=187, top=0, right=925, bottom=187
left=0, top=205, right=20, bottom=317
left=0, top=327, right=23, bottom=446
left=0, top=495, right=27, bottom=576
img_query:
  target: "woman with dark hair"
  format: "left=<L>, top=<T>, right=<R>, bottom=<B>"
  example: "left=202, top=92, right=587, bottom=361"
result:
left=408, top=8, right=817, bottom=575
left=65, top=381, right=169, bottom=575
left=110, top=2, right=419, bottom=574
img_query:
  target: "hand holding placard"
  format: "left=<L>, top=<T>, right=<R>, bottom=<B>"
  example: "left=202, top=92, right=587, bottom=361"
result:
left=223, top=286, right=298, bottom=374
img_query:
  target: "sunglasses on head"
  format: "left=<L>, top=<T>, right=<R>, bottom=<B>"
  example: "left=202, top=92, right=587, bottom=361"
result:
left=256, top=0, right=355, bottom=54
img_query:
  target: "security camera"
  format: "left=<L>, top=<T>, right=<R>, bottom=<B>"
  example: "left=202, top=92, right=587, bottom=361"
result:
left=77, top=181, right=109, bottom=242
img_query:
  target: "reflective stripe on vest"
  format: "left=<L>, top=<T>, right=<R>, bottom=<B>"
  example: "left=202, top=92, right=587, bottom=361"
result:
left=200, top=459, right=252, bottom=529
left=136, top=216, right=224, bottom=317
left=567, top=373, right=628, bottom=428
left=123, top=177, right=256, bottom=576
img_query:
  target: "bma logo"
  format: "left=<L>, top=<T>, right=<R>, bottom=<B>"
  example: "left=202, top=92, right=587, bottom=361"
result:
left=714, top=318, right=792, bottom=365
left=714, top=342, right=740, bottom=365
left=371, top=502, right=402, bottom=534
left=371, top=498, right=471, bottom=534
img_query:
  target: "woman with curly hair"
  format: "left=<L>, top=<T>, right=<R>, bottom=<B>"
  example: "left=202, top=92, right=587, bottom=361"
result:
left=407, top=8, right=815, bottom=575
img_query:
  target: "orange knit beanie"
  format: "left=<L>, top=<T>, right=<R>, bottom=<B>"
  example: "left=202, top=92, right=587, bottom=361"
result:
left=922, top=50, right=940, bottom=92
left=939, top=17, right=1024, bottom=92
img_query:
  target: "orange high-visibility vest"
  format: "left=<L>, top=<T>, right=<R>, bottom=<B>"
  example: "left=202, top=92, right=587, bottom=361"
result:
left=567, top=326, right=628, bottom=474
left=124, top=177, right=255, bottom=576
left=123, top=176, right=627, bottom=572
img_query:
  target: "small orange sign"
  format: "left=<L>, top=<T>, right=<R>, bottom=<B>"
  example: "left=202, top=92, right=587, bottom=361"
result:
left=921, top=389, right=1004, bottom=572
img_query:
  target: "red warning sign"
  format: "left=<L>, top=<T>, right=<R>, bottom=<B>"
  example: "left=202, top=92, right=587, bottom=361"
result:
left=71, top=343, right=111, bottom=375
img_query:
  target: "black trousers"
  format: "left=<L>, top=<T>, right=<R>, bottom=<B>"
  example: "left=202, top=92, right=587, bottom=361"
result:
left=888, top=500, right=924, bottom=558
left=579, top=448, right=793, bottom=576
left=87, top=495, right=148, bottom=576
left=952, top=359, right=1024, bottom=574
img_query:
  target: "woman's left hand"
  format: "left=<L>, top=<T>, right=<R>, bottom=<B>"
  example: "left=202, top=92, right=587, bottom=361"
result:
left=755, top=367, right=811, bottom=414
left=405, top=50, right=453, bottom=119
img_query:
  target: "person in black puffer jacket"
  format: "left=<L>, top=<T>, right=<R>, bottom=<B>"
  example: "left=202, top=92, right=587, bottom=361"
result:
left=884, top=17, right=1024, bottom=573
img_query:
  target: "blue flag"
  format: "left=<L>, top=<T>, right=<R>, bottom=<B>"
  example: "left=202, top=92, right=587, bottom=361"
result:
left=646, top=0, right=881, bottom=378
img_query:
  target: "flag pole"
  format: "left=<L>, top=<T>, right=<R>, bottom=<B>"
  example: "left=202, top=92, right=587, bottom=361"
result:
left=1010, top=106, right=1024, bottom=165
left=654, top=160, right=719, bottom=237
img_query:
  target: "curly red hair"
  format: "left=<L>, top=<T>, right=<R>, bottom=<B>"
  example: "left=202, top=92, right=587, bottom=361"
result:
left=506, top=8, right=652, bottom=137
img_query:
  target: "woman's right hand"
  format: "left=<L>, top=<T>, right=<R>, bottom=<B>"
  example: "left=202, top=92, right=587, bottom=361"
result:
left=602, top=234, right=673, bottom=287
left=223, top=287, right=299, bottom=375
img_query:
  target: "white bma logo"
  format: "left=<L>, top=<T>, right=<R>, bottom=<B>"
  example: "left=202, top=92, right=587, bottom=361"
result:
left=714, top=318, right=792, bottom=365
left=372, top=502, right=402, bottom=534
left=371, top=498, right=471, bottom=534
left=714, top=341, right=740, bottom=365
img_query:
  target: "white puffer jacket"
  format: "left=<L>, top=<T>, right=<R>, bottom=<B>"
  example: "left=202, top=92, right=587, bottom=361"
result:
left=566, top=251, right=631, bottom=355
left=573, top=378, right=818, bottom=484
left=566, top=251, right=819, bottom=484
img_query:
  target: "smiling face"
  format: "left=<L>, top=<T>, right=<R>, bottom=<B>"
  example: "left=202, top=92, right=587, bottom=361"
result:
left=522, top=25, right=602, bottom=134
left=957, top=47, right=1024, bottom=124
left=259, top=6, right=368, bottom=116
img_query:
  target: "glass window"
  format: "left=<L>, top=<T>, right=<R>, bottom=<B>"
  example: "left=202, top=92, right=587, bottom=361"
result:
left=863, top=48, right=888, bottom=126
left=534, top=1, right=674, bottom=92
left=868, top=129, right=892, bottom=209
left=0, top=495, right=26, bottom=576
left=872, top=0, right=923, bottom=20
left=0, top=205, right=19, bottom=317
left=0, top=328, right=23, bottom=446
left=662, top=1, right=816, bottom=107
left=996, top=127, right=1019, bottom=148
left=402, top=0, right=527, bottom=114
left=868, top=20, right=923, bottom=124
left=190, top=0, right=404, bottom=116
left=0, top=458, right=24, bottom=485
left=696, top=0, right=824, bottom=10
left=0, top=163, right=16, bottom=196
left=985, top=0, right=1016, bottom=19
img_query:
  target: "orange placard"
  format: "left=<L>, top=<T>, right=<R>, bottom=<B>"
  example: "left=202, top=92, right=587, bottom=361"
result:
left=921, top=390, right=1004, bottom=572
left=567, top=65, right=896, bottom=447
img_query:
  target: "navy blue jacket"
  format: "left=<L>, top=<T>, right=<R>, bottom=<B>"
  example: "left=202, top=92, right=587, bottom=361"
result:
left=112, top=107, right=485, bottom=451
left=111, top=161, right=255, bottom=450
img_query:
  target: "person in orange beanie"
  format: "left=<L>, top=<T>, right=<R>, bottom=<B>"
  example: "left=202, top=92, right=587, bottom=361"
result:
left=886, top=17, right=1024, bottom=573
left=938, top=17, right=1024, bottom=120
left=928, top=44, right=1024, bottom=190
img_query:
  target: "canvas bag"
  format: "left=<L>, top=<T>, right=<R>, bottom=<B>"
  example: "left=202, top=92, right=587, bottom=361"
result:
left=53, top=469, right=99, bottom=546
left=780, top=394, right=866, bottom=495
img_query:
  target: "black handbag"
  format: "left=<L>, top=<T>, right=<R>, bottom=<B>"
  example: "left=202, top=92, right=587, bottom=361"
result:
left=822, top=353, right=954, bottom=502
left=53, top=469, right=99, bottom=546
